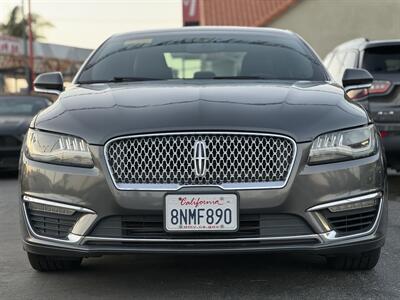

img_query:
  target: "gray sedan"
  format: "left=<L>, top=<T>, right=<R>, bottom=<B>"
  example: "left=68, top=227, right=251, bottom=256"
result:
left=19, top=27, right=387, bottom=272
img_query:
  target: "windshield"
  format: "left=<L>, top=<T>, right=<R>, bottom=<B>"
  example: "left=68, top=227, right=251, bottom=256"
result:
left=0, top=98, right=49, bottom=116
left=77, top=32, right=327, bottom=83
left=363, top=45, right=400, bottom=73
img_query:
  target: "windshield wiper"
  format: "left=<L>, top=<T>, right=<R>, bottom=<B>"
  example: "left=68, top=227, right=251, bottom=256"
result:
left=212, top=76, right=272, bottom=80
left=78, top=77, right=165, bottom=84
left=112, top=76, right=164, bottom=82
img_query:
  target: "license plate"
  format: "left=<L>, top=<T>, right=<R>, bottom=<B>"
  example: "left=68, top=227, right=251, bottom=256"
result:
left=165, top=194, right=238, bottom=232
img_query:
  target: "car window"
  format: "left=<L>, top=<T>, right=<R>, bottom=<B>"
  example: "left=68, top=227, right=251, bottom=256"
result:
left=77, top=33, right=327, bottom=82
left=0, top=98, right=49, bottom=116
left=363, top=45, right=400, bottom=73
left=163, top=52, right=246, bottom=78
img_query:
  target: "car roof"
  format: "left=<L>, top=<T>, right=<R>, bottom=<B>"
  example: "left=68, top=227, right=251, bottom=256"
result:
left=112, top=26, right=296, bottom=39
left=331, top=38, right=400, bottom=52
left=364, top=39, right=400, bottom=49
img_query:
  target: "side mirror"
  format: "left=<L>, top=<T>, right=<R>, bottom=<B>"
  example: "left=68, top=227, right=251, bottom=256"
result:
left=342, top=68, right=373, bottom=93
left=34, top=72, right=64, bottom=95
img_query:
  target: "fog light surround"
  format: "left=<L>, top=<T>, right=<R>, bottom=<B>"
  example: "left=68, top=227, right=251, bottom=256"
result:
left=28, top=201, right=76, bottom=215
left=328, top=198, right=376, bottom=213
left=307, top=192, right=381, bottom=213
left=307, top=192, right=382, bottom=238
left=22, top=195, right=97, bottom=242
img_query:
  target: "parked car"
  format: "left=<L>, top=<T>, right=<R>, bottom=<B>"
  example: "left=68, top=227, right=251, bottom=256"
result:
left=20, top=27, right=387, bottom=272
left=0, top=96, right=51, bottom=172
left=324, top=38, right=400, bottom=171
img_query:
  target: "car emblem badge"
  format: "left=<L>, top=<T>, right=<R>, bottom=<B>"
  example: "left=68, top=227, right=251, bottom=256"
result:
left=193, top=140, right=207, bottom=177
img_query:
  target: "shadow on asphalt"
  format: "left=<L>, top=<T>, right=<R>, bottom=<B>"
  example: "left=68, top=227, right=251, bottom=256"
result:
left=27, top=252, right=388, bottom=298
left=81, top=252, right=330, bottom=273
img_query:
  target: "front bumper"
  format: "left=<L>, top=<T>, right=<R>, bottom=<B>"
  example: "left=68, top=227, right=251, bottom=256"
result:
left=19, top=142, right=388, bottom=257
left=23, top=234, right=386, bottom=257
left=21, top=192, right=387, bottom=256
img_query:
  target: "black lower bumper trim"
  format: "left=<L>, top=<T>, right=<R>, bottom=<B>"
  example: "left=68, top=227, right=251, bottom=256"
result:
left=23, top=235, right=385, bottom=258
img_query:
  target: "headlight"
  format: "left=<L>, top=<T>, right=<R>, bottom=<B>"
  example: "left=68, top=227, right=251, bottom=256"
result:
left=25, top=129, right=93, bottom=167
left=308, top=125, right=377, bottom=164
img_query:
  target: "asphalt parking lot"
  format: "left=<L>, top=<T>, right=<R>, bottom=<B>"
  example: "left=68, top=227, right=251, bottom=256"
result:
left=1, top=174, right=400, bottom=299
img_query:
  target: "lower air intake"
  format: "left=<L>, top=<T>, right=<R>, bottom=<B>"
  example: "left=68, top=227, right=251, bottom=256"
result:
left=321, top=200, right=380, bottom=236
left=25, top=203, right=82, bottom=239
left=89, top=214, right=314, bottom=239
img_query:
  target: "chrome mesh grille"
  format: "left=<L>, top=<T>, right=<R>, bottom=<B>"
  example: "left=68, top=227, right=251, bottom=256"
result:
left=106, top=133, right=295, bottom=187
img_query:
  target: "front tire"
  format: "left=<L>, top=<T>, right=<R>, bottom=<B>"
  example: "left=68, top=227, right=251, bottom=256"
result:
left=326, top=248, right=381, bottom=271
left=27, top=253, right=82, bottom=272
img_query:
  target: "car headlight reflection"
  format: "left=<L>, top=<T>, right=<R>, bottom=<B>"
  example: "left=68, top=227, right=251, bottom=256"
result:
left=25, top=129, right=94, bottom=167
left=308, top=125, right=377, bottom=164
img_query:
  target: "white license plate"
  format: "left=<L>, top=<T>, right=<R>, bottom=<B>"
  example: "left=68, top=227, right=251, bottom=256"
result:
left=165, top=194, right=238, bottom=232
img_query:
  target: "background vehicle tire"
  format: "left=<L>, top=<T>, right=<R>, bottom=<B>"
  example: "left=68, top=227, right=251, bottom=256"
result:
left=327, top=248, right=381, bottom=270
left=27, top=253, right=82, bottom=272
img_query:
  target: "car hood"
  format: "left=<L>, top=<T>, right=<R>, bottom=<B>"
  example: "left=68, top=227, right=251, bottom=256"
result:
left=34, top=81, right=369, bottom=144
left=0, top=115, right=32, bottom=136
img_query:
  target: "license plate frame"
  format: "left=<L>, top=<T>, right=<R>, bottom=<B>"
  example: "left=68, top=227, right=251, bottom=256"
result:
left=164, top=194, right=239, bottom=233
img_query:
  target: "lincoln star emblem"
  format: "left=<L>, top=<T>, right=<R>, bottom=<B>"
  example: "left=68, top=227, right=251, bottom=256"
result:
left=193, top=140, right=207, bottom=177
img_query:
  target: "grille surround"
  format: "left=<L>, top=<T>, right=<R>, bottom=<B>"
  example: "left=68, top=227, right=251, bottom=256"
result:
left=104, top=132, right=297, bottom=190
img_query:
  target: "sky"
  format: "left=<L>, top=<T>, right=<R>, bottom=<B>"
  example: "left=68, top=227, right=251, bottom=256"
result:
left=0, top=0, right=183, bottom=49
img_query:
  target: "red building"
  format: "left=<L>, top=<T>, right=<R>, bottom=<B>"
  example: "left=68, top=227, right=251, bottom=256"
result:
left=182, top=0, right=296, bottom=27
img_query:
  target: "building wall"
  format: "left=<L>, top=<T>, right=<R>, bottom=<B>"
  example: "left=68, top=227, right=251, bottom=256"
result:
left=267, top=0, right=400, bottom=58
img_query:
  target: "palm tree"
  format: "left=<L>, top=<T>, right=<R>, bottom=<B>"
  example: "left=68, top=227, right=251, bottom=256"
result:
left=0, top=6, right=53, bottom=40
